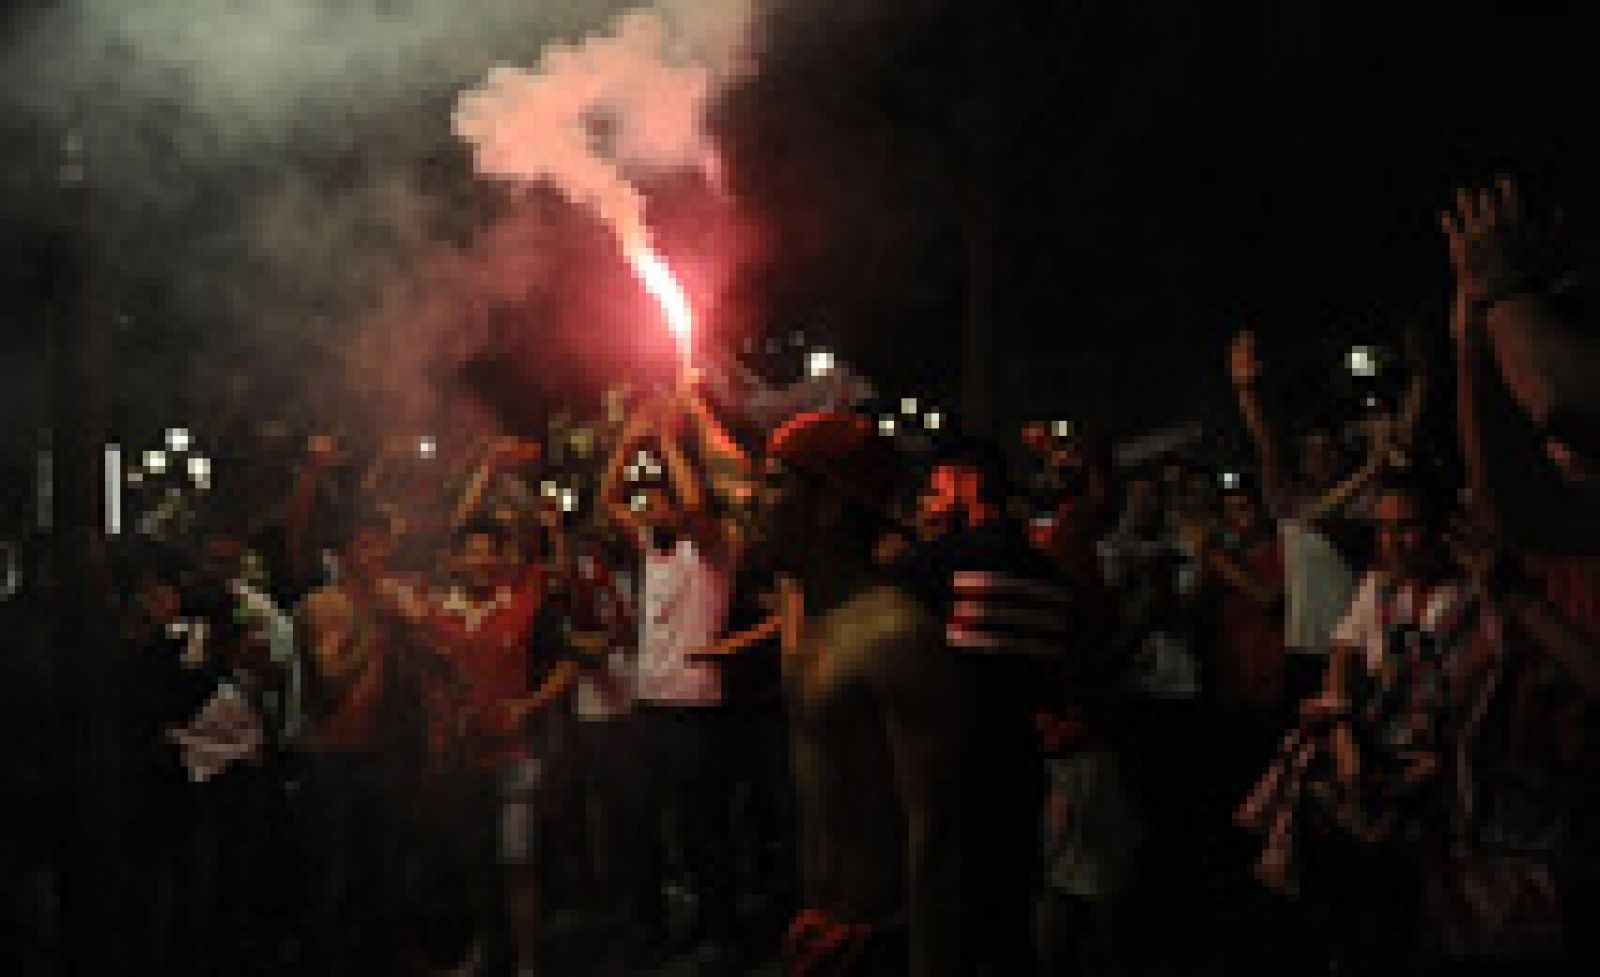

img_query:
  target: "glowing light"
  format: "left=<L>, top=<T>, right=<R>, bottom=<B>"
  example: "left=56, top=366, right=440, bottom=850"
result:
left=187, top=456, right=212, bottom=481
left=1348, top=346, right=1378, bottom=378
left=629, top=493, right=649, bottom=512
left=126, top=469, right=144, bottom=485
left=807, top=348, right=835, bottom=378
left=1220, top=471, right=1241, bottom=490
left=878, top=416, right=897, bottom=436
left=901, top=397, right=919, bottom=416
left=627, top=243, right=693, bottom=362
left=417, top=436, right=437, bottom=459
left=925, top=411, right=944, bottom=431
left=1052, top=420, right=1074, bottom=438
left=144, top=450, right=168, bottom=474
left=541, top=480, right=559, bottom=498
left=104, top=445, right=122, bottom=537
left=560, top=488, right=579, bottom=513
left=166, top=428, right=192, bottom=453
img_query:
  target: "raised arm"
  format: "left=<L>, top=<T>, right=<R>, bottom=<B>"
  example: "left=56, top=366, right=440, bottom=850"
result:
left=598, top=403, right=654, bottom=548
left=1204, top=546, right=1283, bottom=608
left=1395, top=321, right=1430, bottom=448
left=682, top=368, right=751, bottom=471
left=1299, top=415, right=1392, bottom=524
left=1442, top=178, right=1600, bottom=437
left=657, top=390, right=740, bottom=562
left=1228, top=331, right=1292, bottom=509
left=1442, top=178, right=1600, bottom=550
left=286, top=435, right=340, bottom=580
left=654, top=392, right=708, bottom=516
left=451, top=436, right=541, bottom=531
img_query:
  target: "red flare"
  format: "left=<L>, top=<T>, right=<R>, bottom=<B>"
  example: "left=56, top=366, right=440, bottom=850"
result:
left=627, top=242, right=693, bottom=363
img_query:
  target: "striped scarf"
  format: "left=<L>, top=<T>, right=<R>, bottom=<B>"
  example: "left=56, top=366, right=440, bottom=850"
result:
left=1236, top=583, right=1479, bottom=896
left=946, top=569, right=1076, bottom=659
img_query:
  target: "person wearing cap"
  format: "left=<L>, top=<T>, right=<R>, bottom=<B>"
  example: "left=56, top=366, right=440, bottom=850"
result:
left=754, top=412, right=962, bottom=977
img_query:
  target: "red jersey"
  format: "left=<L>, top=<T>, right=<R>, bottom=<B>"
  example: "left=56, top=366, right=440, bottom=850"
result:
left=424, top=583, right=542, bottom=766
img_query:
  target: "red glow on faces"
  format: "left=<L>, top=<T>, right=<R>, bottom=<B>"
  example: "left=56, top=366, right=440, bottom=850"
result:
left=626, top=242, right=693, bottom=363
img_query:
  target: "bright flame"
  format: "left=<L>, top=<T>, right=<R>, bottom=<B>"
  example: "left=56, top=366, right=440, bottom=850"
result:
left=627, top=243, right=693, bottom=361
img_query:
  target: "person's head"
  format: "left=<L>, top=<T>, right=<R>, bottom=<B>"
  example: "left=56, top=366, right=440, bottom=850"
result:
left=340, top=512, right=396, bottom=584
left=1370, top=475, right=1443, bottom=581
left=914, top=481, right=956, bottom=541
left=1121, top=471, right=1163, bottom=533
left=486, top=505, right=531, bottom=568
left=132, top=571, right=184, bottom=629
left=922, top=437, right=1010, bottom=531
left=1181, top=465, right=1216, bottom=511
left=199, top=529, right=246, bottom=582
left=1219, top=485, right=1265, bottom=539
left=757, top=413, right=902, bottom=573
left=1297, top=428, right=1344, bottom=490
left=451, top=518, right=510, bottom=595
left=634, top=484, right=682, bottom=536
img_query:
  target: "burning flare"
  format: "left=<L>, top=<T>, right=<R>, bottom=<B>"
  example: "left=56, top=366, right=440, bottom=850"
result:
left=626, top=241, right=693, bottom=360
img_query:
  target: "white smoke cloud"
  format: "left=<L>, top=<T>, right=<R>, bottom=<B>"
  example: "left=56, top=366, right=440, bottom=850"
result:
left=453, top=2, right=755, bottom=243
left=2, top=0, right=759, bottom=442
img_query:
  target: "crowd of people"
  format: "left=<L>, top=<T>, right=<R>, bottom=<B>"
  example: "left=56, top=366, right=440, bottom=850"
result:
left=4, top=178, right=1597, bottom=977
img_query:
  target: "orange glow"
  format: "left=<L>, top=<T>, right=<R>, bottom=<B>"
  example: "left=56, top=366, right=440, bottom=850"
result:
left=627, top=242, right=693, bottom=361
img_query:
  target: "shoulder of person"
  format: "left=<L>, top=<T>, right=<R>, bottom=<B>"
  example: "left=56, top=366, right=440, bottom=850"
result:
left=852, top=585, right=948, bottom=664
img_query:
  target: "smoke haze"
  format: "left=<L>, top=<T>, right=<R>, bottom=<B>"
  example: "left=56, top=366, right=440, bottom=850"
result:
left=2, top=0, right=761, bottom=447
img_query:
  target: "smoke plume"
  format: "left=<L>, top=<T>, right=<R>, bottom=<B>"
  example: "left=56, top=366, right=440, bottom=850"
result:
left=2, top=0, right=758, bottom=450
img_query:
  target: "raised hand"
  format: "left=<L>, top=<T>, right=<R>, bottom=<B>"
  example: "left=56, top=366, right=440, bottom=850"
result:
left=1359, top=412, right=1395, bottom=459
left=1440, top=176, right=1542, bottom=305
left=1228, top=330, right=1263, bottom=388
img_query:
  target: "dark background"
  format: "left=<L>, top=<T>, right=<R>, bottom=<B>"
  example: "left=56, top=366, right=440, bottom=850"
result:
left=3, top=1, right=1596, bottom=476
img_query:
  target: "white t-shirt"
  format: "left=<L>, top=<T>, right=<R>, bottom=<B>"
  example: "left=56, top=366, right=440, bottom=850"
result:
left=636, top=538, right=730, bottom=707
left=1281, top=518, right=1357, bottom=657
left=1331, top=571, right=1466, bottom=675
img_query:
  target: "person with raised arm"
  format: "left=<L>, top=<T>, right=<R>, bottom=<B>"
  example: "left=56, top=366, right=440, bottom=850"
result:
left=597, top=383, right=742, bottom=973
left=1228, top=329, right=1423, bottom=706
left=1441, top=177, right=1598, bottom=553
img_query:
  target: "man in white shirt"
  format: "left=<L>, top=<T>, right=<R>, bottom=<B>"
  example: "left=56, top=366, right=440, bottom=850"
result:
left=599, top=388, right=741, bottom=972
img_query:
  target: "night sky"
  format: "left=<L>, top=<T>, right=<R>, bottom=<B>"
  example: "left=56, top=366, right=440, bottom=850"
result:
left=4, top=1, right=1596, bottom=466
